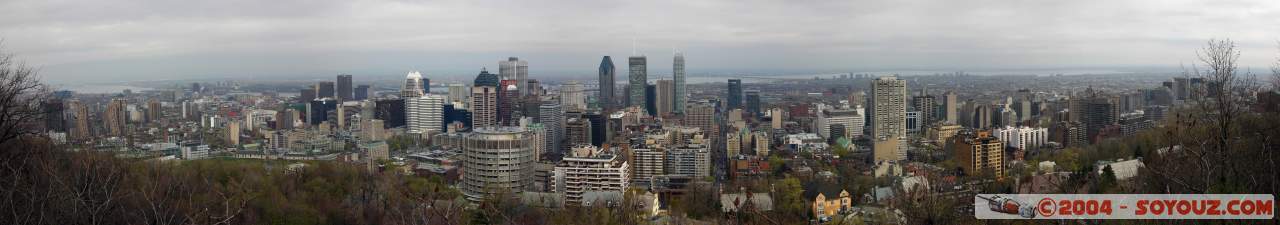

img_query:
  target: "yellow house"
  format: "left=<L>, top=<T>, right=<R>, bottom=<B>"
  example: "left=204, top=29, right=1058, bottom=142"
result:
left=805, top=185, right=852, bottom=220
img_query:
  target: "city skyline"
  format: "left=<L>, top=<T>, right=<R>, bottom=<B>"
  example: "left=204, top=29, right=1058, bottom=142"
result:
left=3, top=0, right=1278, bottom=83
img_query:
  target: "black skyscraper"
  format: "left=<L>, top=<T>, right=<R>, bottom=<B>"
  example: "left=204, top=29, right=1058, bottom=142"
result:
left=728, top=79, right=743, bottom=109
left=745, top=90, right=761, bottom=117
left=317, top=81, right=335, bottom=99
left=645, top=84, right=657, bottom=116
left=308, top=98, right=337, bottom=125
left=598, top=56, right=616, bottom=112
left=337, top=74, right=353, bottom=101
left=354, top=85, right=370, bottom=100
left=300, top=88, right=316, bottom=103
left=374, top=99, right=406, bottom=128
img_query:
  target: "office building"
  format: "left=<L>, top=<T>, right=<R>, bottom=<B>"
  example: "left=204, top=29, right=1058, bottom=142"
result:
left=944, top=91, right=958, bottom=124
left=815, top=107, right=863, bottom=140
left=498, top=80, right=521, bottom=126
left=461, top=127, right=536, bottom=202
left=316, top=81, right=335, bottom=99
left=565, top=117, right=592, bottom=147
left=598, top=56, right=617, bottom=112
left=402, top=71, right=425, bottom=98
left=645, top=84, right=657, bottom=116
left=539, top=102, right=565, bottom=154
left=69, top=100, right=90, bottom=141
left=448, top=83, right=468, bottom=105
left=471, top=86, right=499, bottom=128
left=685, top=103, right=716, bottom=138
left=374, top=99, right=406, bottom=128
left=656, top=79, right=675, bottom=116
left=912, top=95, right=938, bottom=125
left=628, top=56, right=647, bottom=107
left=727, top=79, right=743, bottom=109
left=307, top=98, right=337, bottom=125
left=299, top=88, right=316, bottom=103
left=354, top=85, right=370, bottom=100
left=745, top=90, right=761, bottom=117
left=337, top=74, right=353, bottom=101
left=499, top=57, right=529, bottom=96
left=474, top=68, right=500, bottom=88
left=673, top=53, right=686, bottom=113
left=869, top=76, right=907, bottom=139
left=561, top=80, right=586, bottom=111
left=103, top=98, right=127, bottom=137
left=406, top=95, right=445, bottom=134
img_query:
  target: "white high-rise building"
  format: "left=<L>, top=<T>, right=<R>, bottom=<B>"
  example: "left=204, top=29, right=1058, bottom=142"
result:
left=552, top=145, right=629, bottom=206
left=994, top=126, right=1048, bottom=151
left=673, top=53, right=686, bottom=113
left=870, top=76, right=907, bottom=139
left=560, top=80, right=586, bottom=111
left=870, top=76, right=907, bottom=162
left=406, top=94, right=444, bottom=134
left=402, top=71, right=425, bottom=98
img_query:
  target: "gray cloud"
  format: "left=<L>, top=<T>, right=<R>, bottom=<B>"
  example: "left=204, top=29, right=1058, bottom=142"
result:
left=2, top=0, right=1278, bottom=83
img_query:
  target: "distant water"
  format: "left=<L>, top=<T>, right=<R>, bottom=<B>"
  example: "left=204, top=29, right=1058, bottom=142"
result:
left=55, top=84, right=153, bottom=94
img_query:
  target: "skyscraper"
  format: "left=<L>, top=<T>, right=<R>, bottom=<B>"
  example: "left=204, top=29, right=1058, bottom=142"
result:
left=474, top=68, right=500, bottom=88
left=146, top=99, right=162, bottom=124
left=69, top=100, right=90, bottom=141
left=471, top=86, right=499, bottom=128
left=656, top=79, right=675, bottom=116
left=447, top=84, right=467, bottom=105
left=561, top=80, right=586, bottom=111
left=912, top=95, right=938, bottom=125
left=628, top=56, right=647, bottom=108
left=870, top=76, right=907, bottom=139
left=299, top=88, right=316, bottom=103
left=337, top=74, right=353, bottom=101
left=499, top=80, right=521, bottom=126
left=598, top=56, right=616, bottom=112
left=727, top=79, right=743, bottom=109
left=944, top=91, right=958, bottom=124
left=354, top=85, right=370, bottom=100
left=685, top=103, right=715, bottom=138
left=499, top=57, right=529, bottom=95
left=402, top=71, right=425, bottom=98
left=421, top=78, right=431, bottom=95
left=539, top=102, right=564, bottom=154
left=645, top=84, right=657, bottom=116
left=745, top=90, right=761, bottom=117
left=673, top=53, right=686, bottom=113
left=461, top=127, right=535, bottom=202
left=316, top=81, right=336, bottom=99
left=104, top=98, right=127, bottom=137
left=406, top=95, right=445, bottom=134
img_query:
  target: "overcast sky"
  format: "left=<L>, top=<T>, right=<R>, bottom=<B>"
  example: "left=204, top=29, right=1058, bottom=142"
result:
left=2, top=0, right=1279, bottom=84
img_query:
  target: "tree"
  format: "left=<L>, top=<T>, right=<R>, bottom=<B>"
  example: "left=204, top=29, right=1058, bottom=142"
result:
left=0, top=43, right=48, bottom=145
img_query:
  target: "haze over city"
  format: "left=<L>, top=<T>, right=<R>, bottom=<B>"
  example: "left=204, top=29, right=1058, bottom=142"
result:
left=1, top=0, right=1279, bottom=224
left=2, top=0, right=1279, bottom=83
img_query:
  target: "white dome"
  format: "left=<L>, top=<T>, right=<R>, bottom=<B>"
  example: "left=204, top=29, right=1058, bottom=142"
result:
left=406, top=71, right=423, bottom=79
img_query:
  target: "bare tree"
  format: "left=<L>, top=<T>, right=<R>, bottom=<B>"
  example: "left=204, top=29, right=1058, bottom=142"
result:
left=0, top=42, right=49, bottom=145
